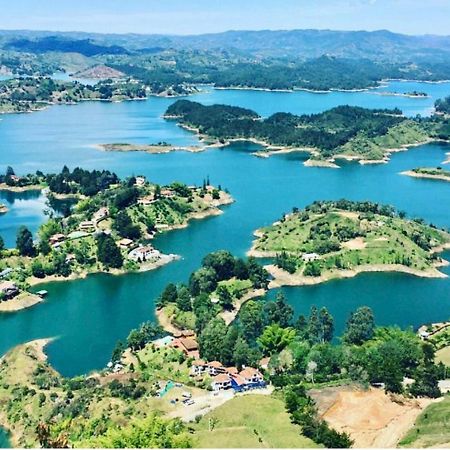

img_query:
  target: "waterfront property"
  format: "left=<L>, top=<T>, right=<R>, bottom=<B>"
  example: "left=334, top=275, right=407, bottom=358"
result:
left=0, top=281, right=19, bottom=300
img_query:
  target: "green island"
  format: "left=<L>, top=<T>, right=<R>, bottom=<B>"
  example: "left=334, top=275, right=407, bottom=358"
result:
left=248, top=200, right=450, bottom=287
left=0, top=250, right=447, bottom=447
left=0, top=167, right=232, bottom=312
left=435, top=95, right=450, bottom=115
left=401, top=167, right=450, bottom=182
left=164, top=99, right=450, bottom=166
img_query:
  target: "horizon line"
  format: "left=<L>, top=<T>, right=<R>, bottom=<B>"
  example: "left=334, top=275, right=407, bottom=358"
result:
left=0, top=27, right=449, bottom=39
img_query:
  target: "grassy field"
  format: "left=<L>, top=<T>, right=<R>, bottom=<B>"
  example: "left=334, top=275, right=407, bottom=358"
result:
left=253, top=202, right=450, bottom=277
left=436, top=346, right=450, bottom=365
left=192, top=395, right=319, bottom=448
left=399, top=395, right=450, bottom=448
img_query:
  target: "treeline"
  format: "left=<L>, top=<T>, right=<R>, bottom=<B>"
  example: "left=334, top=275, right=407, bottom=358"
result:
left=46, top=166, right=119, bottom=196
left=435, top=96, right=450, bottom=114
left=166, top=100, right=407, bottom=157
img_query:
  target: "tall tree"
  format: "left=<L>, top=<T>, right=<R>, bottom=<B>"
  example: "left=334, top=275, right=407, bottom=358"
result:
left=265, top=292, right=294, bottom=327
left=343, top=306, right=375, bottom=345
left=16, top=225, right=35, bottom=256
left=96, top=234, right=123, bottom=269
left=198, top=318, right=228, bottom=361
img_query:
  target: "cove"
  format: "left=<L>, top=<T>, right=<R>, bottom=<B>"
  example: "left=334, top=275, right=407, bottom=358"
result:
left=0, top=428, right=10, bottom=448
left=0, top=82, right=449, bottom=377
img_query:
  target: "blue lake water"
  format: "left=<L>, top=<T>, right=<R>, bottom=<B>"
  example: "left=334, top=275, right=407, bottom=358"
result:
left=0, top=81, right=449, bottom=377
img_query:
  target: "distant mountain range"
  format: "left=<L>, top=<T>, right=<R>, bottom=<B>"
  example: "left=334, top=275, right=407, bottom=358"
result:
left=1, top=29, right=450, bottom=62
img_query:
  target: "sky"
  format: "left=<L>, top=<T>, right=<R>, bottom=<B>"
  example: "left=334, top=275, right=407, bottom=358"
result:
left=1, top=0, right=449, bottom=36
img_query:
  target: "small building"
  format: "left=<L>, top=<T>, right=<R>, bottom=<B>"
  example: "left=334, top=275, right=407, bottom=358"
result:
left=0, top=268, right=13, bottom=279
left=302, top=253, right=319, bottom=262
left=207, top=361, right=226, bottom=376
left=49, top=233, right=66, bottom=246
left=239, top=367, right=264, bottom=384
left=191, top=359, right=207, bottom=376
left=161, top=189, right=175, bottom=198
left=118, top=238, right=134, bottom=249
left=171, top=337, right=199, bottom=358
left=65, top=253, right=76, bottom=264
left=79, top=221, right=95, bottom=232
left=128, top=245, right=160, bottom=262
left=93, top=207, right=109, bottom=224
left=211, top=374, right=232, bottom=391
left=0, top=281, right=19, bottom=299
left=138, top=194, right=156, bottom=206
left=135, top=176, right=146, bottom=187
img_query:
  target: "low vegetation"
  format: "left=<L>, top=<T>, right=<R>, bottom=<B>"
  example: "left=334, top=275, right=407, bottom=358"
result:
left=251, top=200, right=450, bottom=282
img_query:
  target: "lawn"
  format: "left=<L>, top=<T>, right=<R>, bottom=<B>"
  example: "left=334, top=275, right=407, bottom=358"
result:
left=399, top=394, right=450, bottom=447
left=436, top=346, right=450, bottom=366
left=192, top=394, right=319, bottom=448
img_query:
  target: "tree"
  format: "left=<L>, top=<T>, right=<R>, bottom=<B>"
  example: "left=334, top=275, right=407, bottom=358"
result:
left=159, top=283, right=178, bottom=306
left=308, top=306, right=321, bottom=344
left=96, top=234, right=123, bottom=269
left=240, top=300, right=264, bottom=342
left=234, top=258, right=249, bottom=280
left=343, top=306, right=375, bottom=345
left=0, top=235, right=4, bottom=252
left=198, top=318, right=228, bottom=362
left=202, top=251, right=236, bottom=281
left=264, top=292, right=294, bottom=327
left=188, top=267, right=217, bottom=296
left=233, top=336, right=253, bottom=369
left=258, top=324, right=296, bottom=355
left=113, top=210, right=141, bottom=240
left=176, top=286, right=192, bottom=312
left=319, top=307, right=334, bottom=343
left=111, top=340, right=125, bottom=363
left=216, top=285, right=233, bottom=311
left=16, top=225, right=35, bottom=256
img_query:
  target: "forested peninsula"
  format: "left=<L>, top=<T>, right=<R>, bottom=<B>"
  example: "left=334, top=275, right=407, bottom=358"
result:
left=249, top=200, right=450, bottom=286
left=165, top=100, right=450, bottom=165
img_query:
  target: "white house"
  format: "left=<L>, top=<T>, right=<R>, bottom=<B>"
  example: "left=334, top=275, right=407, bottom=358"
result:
left=211, top=374, right=232, bottom=391
left=135, top=176, right=146, bottom=187
left=128, top=245, right=160, bottom=262
left=302, top=253, right=319, bottom=262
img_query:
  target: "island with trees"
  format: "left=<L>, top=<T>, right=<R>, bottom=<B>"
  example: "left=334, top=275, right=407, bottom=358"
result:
left=0, top=251, right=447, bottom=447
left=435, top=96, right=450, bottom=115
left=164, top=100, right=450, bottom=166
left=0, top=76, right=195, bottom=114
left=0, top=167, right=232, bottom=312
left=401, top=167, right=450, bottom=183
left=248, top=200, right=450, bottom=287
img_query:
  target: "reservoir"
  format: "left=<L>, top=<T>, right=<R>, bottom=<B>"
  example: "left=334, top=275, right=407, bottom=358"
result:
left=1, top=81, right=449, bottom=376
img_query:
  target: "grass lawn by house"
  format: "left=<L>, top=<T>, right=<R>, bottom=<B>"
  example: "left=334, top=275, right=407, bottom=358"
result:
left=192, top=394, right=318, bottom=448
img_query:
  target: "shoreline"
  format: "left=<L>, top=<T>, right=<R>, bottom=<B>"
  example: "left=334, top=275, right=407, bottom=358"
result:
left=8, top=196, right=233, bottom=312
left=169, top=120, right=448, bottom=167
left=0, top=338, right=54, bottom=447
left=0, top=183, right=44, bottom=192
left=264, top=259, right=449, bottom=289
left=400, top=170, right=450, bottom=183
left=0, top=292, right=43, bottom=313
left=27, top=253, right=181, bottom=288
